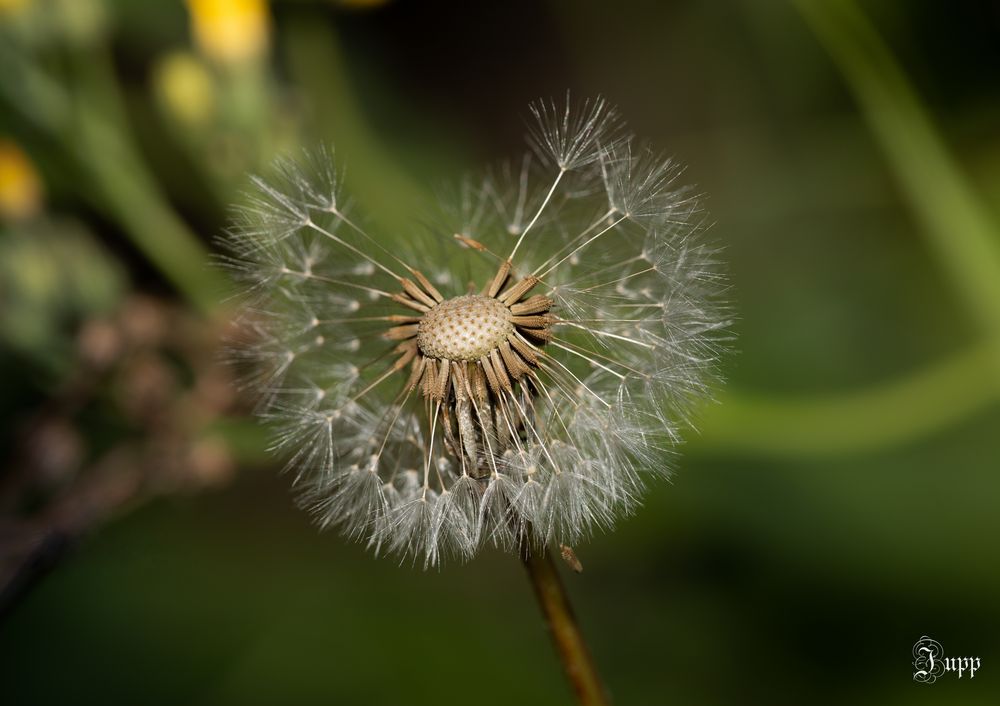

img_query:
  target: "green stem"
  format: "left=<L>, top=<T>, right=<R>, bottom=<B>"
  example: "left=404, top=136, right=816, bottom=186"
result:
left=683, top=2, right=1000, bottom=461
left=75, top=45, right=227, bottom=315
left=83, top=138, right=225, bottom=316
left=281, top=16, right=427, bottom=235
left=792, top=0, right=1000, bottom=344
left=0, top=42, right=226, bottom=314
left=522, top=546, right=610, bottom=706
left=693, top=341, right=1000, bottom=459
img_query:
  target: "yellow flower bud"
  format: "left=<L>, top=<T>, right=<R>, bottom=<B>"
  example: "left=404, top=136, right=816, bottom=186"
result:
left=0, top=0, right=30, bottom=17
left=154, top=52, right=216, bottom=127
left=0, top=139, right=43, bottom=221
left=186, top=0, right=270, bottom=65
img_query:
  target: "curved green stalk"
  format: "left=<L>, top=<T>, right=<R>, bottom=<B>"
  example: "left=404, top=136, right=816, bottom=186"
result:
left=685, top=1, right=1000, bottom=460
left=280, top=17, right=428, bottom=235
left=792, top=0, right=1000, bottom=345
left=692, top=341, right=1000, bottom=459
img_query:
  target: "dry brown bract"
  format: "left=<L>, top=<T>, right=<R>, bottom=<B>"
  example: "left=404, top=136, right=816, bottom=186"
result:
left=382, top=259, right=555, bottom=481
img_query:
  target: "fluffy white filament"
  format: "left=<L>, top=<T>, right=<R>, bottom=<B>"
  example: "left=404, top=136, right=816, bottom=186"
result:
left=223, top=98, right=730, bottom=566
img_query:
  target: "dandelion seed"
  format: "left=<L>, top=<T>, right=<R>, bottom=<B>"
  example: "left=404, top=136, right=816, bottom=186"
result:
left=223, top=97, right=730, bottom=566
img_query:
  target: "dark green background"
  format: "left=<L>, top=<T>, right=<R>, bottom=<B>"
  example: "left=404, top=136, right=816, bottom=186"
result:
left=2, top=1, right=998, bottom=704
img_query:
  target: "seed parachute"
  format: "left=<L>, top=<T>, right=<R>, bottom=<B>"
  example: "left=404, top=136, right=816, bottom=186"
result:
left=223, top=97, right=730, bottom=566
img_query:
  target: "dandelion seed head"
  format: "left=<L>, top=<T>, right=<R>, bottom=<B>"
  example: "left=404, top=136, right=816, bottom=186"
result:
left=416, top=295, right=513, bottom=361
left=223, top=97, right=730, bottom=566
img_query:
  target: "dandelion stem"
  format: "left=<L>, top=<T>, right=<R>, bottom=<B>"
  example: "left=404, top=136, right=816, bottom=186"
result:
left=521, top=545, right=610, bottom=706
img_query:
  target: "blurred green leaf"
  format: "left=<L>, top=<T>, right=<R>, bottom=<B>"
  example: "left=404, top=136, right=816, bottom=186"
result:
left=793, top=0, right=1000, bottom=345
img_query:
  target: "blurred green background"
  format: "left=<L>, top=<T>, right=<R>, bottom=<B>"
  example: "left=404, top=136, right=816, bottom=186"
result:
left=2, top=0, right=998, bottom=704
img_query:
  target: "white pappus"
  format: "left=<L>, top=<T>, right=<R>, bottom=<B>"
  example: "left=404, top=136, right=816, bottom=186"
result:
left=222, top=97, right=730, bottom=566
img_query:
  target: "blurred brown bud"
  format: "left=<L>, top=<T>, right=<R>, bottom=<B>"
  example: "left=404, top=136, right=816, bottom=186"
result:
left=77, top=318, right=123, bottom=370
left=23, top=419, right=84, bottom=487
left=119, top=296, right=169, bottom=349
left=116, top=353, right=177, bottom=423
left=187, top=437, right=235, bottom=488
left=194, top=367, right=238, bottom=415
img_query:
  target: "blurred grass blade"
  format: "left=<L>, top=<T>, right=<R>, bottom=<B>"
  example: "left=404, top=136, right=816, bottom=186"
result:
left=793, top=0, right=1000, bottom=342
left=692, top=0, right=1000, bottom=459
left=0, top=43, right=226, bottom=315
left=695, top=341, right=999, bottom=458
left=281, top=16, right=428, bottom=234
left=74, top=47, right=229, bottom=315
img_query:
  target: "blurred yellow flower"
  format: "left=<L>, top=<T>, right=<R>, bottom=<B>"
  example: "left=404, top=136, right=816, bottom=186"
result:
left=0, top=139, right=43, bottom=220
left=0, top=0, right=29, bottom=16
left=154, top=52, right=216, bottom=127
left=186, top=0, right=270, bottom=65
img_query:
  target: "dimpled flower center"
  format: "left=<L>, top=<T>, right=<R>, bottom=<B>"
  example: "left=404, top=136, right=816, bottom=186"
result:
left=417, top=295, right=513, bottom=361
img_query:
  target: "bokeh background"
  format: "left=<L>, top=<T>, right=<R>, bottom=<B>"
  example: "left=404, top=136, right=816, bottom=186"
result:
left=2, top=1, right=998, bottom=704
